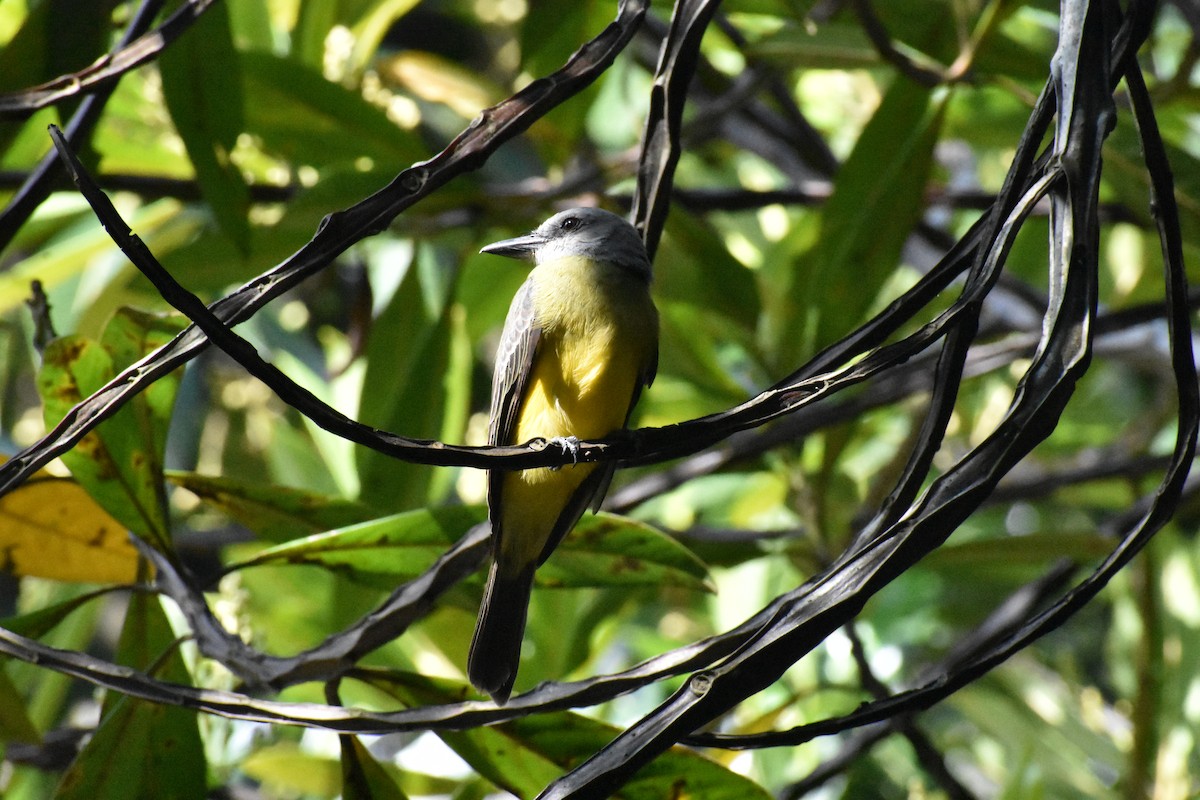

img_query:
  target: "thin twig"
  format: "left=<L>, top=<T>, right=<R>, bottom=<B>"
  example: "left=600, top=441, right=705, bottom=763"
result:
left=844, top=626, right=978, bottom=800
left=852, top=0, right=966, bottom=86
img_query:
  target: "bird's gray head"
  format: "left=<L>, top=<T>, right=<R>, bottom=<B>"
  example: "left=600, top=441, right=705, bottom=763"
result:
left=480, top=207, right=652, bottom=280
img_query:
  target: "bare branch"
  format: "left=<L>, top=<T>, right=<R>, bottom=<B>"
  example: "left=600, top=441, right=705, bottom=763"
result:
left=0, top=0, right=651, bottom=497
left=535, top=3, right=1154, bottom=796
left=0, top=0, right=216, bottom=119
left=134, top=525, right=489, bottom=689
left=632, top=0, right=723, bottom=258
left=0, top=0, right=168, bottom=252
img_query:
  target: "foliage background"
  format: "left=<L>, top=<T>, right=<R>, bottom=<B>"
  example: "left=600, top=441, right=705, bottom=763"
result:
left=0, top=0, right=1197, bottom=798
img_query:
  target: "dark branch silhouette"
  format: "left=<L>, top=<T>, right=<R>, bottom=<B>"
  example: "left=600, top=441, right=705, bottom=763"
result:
left=0, top=1, right=1192, bottom=798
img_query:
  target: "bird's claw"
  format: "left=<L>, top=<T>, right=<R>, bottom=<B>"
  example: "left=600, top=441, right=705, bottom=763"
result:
left=548, top=436, right=581, bottom=470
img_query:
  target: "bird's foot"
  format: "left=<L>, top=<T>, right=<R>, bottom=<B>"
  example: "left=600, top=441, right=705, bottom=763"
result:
left=548, top=436, right=581, bottom=470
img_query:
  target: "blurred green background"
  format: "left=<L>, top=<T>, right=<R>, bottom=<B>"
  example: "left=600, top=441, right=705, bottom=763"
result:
left=0, top=1, right=1198, bottom=798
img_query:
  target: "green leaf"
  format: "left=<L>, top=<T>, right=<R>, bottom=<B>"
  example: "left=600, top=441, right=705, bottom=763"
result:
left=355, top=245, right=457, bottom=510
left=517, top=1, right=613, bottom=148
left=232, top=508, right=711, bottom=592
left=951, top=670, right=1121, bottom=799
left=157, top=167, right=393, bottom=295
left=747, top=17, right=879, bottom=69
left=525, top=715, right=773, bottom=800
left=539, top=513, right=712, bottom=592
left=347, top=0, right=423, bottom=78
left=55, top=594, right=205, bottom=800
left=291, top=0, right=339, bottom=67
left=773, top=77, right=946, bottom=366
left=100, top=309, right=183, bottom=466
left=240, top=51, right=426, bottom=168
left=226, top=0, right=276, bottom=51
left=0, top=0, right=118, bottom=97
left=458, top=247, right=528, bottom=342
left=241, top=742, right=342, bottom=798
left=0, top=666, right=39, bottom=745
left=166, top=470, right=375, bottom=542
left=368, top=672, right=773, bottom=800
left=38, top=311, right=186, bottom=549
left=229, top=505, right=481, bottom=582
left=230, top=505, right=482, bottom=587
left=0, top=202, right=180, bottom=318
left=923, top=531, right=1115, bottom=569
left=159, top=1, right=251, bottom=250
left=55, top=693, right=155, bottom=800
left=0, top=0, right=52, bottom=96
left=519, top=0, right=602, bottom=85
left=429, top=300, right=474, bottom=501
left=340, top=735, right=410, bottom=800
left=1106, top=122, right=1200, bottom=268
left=657, top=209, right=761, bottom=331
left=0, top=588, right=115, bottom=639
left=240, top=737, right=460, bottom=798
left=658, top=301, right=755, bottom=406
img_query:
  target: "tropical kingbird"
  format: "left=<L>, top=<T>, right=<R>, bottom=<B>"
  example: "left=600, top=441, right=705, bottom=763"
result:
left=468, top=207, right=659, bottom=704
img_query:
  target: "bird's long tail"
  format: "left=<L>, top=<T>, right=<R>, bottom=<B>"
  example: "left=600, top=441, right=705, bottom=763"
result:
left=468, top=560, right=535, bottom=705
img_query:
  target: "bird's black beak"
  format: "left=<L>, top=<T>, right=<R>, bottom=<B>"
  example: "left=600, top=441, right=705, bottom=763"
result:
left=480, top=232, right=545, bottom=260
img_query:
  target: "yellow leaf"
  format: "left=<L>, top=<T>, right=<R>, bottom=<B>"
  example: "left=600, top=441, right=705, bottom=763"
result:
left=0, top=474, right=141, bottom=583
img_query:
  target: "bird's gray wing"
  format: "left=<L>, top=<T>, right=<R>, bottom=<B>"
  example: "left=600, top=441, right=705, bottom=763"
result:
left=488, top=277, right=540, bottom=447
left=487, top=278, right=541, bottom=542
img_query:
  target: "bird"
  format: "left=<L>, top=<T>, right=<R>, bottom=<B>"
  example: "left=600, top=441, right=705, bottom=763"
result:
left=467, top=207, right=659, bottom=704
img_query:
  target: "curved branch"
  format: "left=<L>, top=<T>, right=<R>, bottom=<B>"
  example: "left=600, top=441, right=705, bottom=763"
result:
left=631, top=0, right=723, bottom=258
left=0, top=0, right=651, bottom=497
left=535, top=2, right=1126, bottom=796
left=134, top=525, right=490, bottom=689
left=0, top=0, right=216, bottom=119
left=0, top=0, right=167, bottom=252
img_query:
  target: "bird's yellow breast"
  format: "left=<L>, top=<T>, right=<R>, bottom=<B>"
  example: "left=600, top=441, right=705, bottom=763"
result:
left=498, top=255, right=657, bottom=567
left=516, top=254, right=656, bottom=444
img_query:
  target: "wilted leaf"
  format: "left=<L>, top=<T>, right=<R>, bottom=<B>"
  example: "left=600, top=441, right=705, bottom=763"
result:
left=0, top=473, right=139, bottom=583
left=38, top=311, right=186, bottom=549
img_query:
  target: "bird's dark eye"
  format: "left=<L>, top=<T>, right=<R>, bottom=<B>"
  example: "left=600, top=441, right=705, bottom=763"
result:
left=560, top=216, right=580, bottom=230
